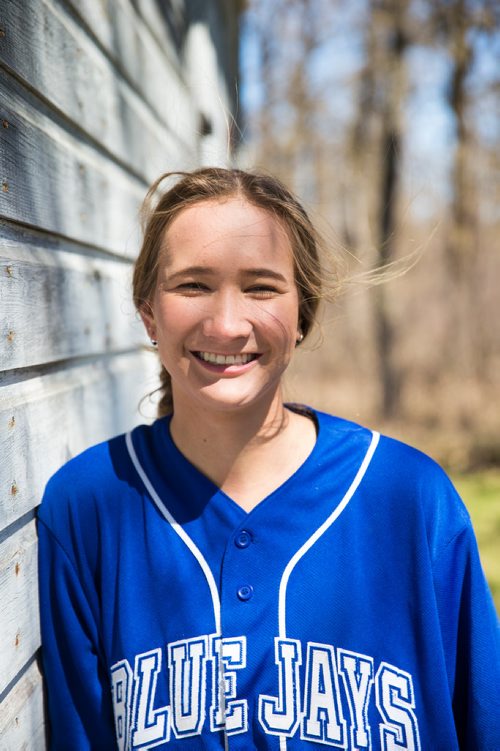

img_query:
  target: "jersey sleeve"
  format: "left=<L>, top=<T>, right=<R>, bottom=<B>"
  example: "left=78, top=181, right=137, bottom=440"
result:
left=432, top=518, right=500, bottom=749
left=38, top=516, right=117, bottom=750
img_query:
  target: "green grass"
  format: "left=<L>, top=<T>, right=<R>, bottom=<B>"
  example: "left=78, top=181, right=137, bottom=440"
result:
left=452, top=470, right=500, bottom=615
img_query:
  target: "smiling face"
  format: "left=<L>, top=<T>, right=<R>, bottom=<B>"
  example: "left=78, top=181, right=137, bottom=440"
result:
left=141, top=196, right=301, bottom=419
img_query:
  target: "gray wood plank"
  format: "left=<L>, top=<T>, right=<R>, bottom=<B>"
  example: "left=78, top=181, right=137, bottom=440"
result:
left=0, top=72, right=145, bottom=255
left=0, top=659, right=45, bottom=751
left=67, top=0, right=236, bottom=166
left=0, top=0, right=195, bottom=180
left=183, top=20, right=237, bottom=166
left=0, top=350, right=159, bottom=533
left=0, top=229, right=145, bottom=371
left=0, top=521, right=40, bottom=697
left=66, top=0, right=196, bottom=135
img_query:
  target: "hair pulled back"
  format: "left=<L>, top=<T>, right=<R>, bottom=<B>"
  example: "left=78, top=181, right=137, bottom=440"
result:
left=133, top=167, right=324, bottom=417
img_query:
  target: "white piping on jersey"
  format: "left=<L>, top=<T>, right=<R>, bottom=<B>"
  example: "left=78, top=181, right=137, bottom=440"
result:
left=125, top=431, right=222, bottom=635
left=277, top=430, right=379, bottom=751
left=278, top=430, right=380, bottom=639
left=126, top=432, right=230, bottom=751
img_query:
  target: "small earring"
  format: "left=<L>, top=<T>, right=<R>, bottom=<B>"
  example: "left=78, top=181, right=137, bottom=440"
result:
left=296, top=331, right=304, bottom=344
left=150, top=339, right=158, bottom=347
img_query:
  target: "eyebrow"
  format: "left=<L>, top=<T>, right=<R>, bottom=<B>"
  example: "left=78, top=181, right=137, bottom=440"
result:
left=245, top=268, right=288, bottom=282
left=165, top=266, right=288, bottom=283
left=165, top=266, right=211, bottom=282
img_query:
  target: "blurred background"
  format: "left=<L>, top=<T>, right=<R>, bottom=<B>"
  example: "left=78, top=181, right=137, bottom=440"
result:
left=237, top=0, right=500, bottom=606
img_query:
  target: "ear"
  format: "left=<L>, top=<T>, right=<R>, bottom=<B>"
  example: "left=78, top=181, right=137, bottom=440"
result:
left=139, top=302, right=156, bottom=342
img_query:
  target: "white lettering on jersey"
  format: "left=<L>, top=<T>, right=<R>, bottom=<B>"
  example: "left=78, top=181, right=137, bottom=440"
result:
left=110, top=637, right=421, bottom=748
left=375, top=663, right=421, bottom=751
left=258, top=638, right=302, bottom=736
left=338, top=649, right=374, bottom=750
left=131, top=649, right=170, bottom=748
left=111, top=660, right=133, bottom=751
left=168, top=636, right=207, bottom=738
left=210, top=635, right=248, bottom=735
left=301, top=643, right=347, bottom=747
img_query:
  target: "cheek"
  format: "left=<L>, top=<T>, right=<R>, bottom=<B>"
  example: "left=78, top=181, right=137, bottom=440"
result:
left=253, top=300, right=299, bottom=344
left=153, top=297, right=195, bottom=336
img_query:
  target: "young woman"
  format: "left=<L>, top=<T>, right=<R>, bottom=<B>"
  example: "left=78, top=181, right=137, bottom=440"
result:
left=38, top=167, right=499, bottom=750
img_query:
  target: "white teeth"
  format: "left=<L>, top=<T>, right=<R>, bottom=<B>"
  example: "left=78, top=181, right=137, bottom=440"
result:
left=197, top=352, right=255, bottom=365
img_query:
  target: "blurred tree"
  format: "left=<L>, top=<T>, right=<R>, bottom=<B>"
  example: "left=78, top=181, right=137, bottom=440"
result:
left=423, top=0, right=498, bottom=274
left=350, top=0, right=410, bottom=417
left=421, top=0, right=500, bottom=376
left=240, top=0, right=500, bottom=465
left=247, top=0, right=328, bottom=191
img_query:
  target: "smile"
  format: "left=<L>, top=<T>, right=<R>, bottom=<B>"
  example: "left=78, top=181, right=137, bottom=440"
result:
left=193, top=352, right=259, bottom=365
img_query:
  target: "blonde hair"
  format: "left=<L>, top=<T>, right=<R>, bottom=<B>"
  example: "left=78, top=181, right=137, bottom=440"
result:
left=133, top=167, right=327, bottom=416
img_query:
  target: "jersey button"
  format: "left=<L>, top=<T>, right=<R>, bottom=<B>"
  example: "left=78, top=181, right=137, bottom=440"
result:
left=235, top=530, right=252, bottom=549
left=237, top=584, right=253, bottom=602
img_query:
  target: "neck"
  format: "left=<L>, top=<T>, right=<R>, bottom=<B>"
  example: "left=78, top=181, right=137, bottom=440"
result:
left=168, top=389, right=317, bottom=512
left=170, top=389, right=289, bottom=472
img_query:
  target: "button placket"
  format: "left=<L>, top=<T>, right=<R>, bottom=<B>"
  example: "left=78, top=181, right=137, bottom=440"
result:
left=228, top=530, right=255, bottom=604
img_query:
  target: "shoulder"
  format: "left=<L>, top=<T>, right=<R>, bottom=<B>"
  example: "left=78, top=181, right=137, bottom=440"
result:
left=38, top=421, right=160, bottom=534
left=314, top=407, right=454, bottom=492
left=376, top=438, right=472, bottom=561
left=316, top=407, right=459, bottom=491
left=312, top=408, right=472, bottom=555
left=41, top=434, right=123, bottom=500
left=374, top=430, right=465, bottom=505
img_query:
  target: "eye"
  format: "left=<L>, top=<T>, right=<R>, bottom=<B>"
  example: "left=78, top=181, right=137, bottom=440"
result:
left=246, top=284, right=279, bottom=298
left=174, top=281, right=210, bottom=295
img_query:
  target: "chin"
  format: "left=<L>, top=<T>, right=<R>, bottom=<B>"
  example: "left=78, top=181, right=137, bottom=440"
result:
left=193, top=382, right=280, bottom=414
left=196, top=392, right=261, bottom=413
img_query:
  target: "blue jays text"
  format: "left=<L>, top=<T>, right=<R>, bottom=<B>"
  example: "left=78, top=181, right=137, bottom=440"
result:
left=111, top=633, right=420, bottom=749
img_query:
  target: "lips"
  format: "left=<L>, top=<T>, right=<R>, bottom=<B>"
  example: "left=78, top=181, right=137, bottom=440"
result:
left=193, top=351, right=259, bottom=365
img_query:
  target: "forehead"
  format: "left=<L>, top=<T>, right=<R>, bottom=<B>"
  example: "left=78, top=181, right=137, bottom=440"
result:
left=161, top=197, right=293, bottom=269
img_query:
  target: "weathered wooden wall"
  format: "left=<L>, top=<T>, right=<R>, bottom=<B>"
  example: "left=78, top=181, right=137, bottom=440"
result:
left=0, top=0, right=240, bottom=745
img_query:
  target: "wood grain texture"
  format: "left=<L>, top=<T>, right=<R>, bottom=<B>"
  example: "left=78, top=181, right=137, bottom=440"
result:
left=0, top=0, right=195, bottom=179
left=0, top=521, right=40, bottom=696
left=183, top=21, right=236, bottom=166
left=0, top=72, right=146, bottom=255
left=0, top=659, right=45, bottom=751
left=0, top=350, right=160, bottom=533
left=65, top=0, right=197, bottom=138
left=0, top=228, right=144, bottom=370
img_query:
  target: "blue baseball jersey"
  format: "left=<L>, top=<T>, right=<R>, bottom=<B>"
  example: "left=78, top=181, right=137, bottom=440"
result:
left=38, top=408, right=500, bottom=750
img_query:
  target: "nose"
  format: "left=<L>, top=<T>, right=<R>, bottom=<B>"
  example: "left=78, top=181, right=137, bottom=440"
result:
left=201, top=289, right=253, bottom=341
